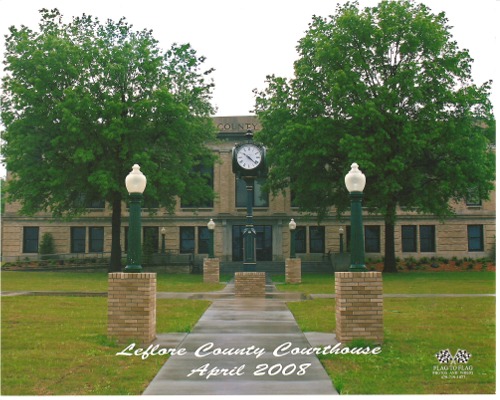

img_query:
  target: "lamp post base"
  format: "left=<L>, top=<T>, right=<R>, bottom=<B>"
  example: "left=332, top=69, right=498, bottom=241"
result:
left=124, top=264, right=143, bottom=273
left=243, top=262, right=256, bottom=272
left=349, top=264, right=368, bottom=272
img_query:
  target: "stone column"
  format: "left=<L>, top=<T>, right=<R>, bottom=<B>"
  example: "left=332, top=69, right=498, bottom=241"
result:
left=335, top=271, right=383, bottom=344
left=235, top=272, right=266, bottom=297
left=108, top=272, right=156, bottom=345
left=285, top=258, right=302, bottom=284
left=203, top=258, right=220, bottom=283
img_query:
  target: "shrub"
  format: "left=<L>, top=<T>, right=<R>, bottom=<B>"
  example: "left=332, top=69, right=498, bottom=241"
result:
left=39, top=233, right=56, bottom=260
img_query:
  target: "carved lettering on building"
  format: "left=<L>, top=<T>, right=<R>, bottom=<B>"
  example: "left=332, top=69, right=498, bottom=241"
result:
left=217, top=123, right=260, bottom=132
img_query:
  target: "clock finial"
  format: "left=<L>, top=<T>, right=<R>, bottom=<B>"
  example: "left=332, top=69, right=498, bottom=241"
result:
left=245, top=129, right=253, bottom=142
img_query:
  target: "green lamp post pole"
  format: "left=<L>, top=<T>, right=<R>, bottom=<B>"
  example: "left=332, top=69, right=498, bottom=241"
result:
left=207, top=219, right=215, bottom=258
left=345, top=163, right=367, bottom=272
left=124, top=164, right=147, bottom=273
left=243, top=177, right=257, bottom=271
left=289, top=218, right=297, bottom=258
left=160, top=227, right=166, bottom=254
left=339, top=227, right=344, bottom=254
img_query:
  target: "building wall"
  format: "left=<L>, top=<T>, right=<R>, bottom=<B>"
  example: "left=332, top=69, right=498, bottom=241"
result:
left=1, top=116, right=495, bottom=262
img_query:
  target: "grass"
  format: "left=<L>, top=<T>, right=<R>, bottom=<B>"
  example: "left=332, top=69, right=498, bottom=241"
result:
left=287, top=297, right=495, bottom=394
left=1, top=271, right=496, bottom=395
left=1, top=296, right=211, bottom=395
left=275, top=272, right=496, bottom=295
left=1, top=271, right=226, bottom=292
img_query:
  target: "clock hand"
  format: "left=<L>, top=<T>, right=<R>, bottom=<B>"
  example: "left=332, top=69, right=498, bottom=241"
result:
left=245, top=154, right=256, bottom=163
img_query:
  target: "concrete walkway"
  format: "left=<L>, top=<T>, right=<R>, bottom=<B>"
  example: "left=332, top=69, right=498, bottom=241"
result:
left=142, top=280, right=338, bottom=395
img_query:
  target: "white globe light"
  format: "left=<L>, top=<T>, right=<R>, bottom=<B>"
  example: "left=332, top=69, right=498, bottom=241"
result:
left=125, top=164, right=147, bottom=194
left=344, top=163, right=366, bottom=193
left=207, top=218, right=216, bottom=230
left=289, top=218, right=297, bottom=230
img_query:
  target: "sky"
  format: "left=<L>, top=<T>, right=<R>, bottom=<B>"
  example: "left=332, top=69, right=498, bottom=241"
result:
left=0, top=0, right=498, bottom=117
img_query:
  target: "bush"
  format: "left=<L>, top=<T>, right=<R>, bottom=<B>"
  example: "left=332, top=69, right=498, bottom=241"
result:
left=39, top=233, right=56, bottom=260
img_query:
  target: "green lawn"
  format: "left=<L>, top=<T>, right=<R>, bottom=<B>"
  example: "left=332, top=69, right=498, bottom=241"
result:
left=1, top=271, right=496, bottom=395
left=288, top=297, right=495, bottom=394
left=1, top=296, right=210, bottom=395
left=1, top=271, right=226, bottom=292
left=275, top=272, right=495, bottom=294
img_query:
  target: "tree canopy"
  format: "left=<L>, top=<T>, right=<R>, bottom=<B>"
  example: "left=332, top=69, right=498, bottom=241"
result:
left=254, top=0, right=495, bottom=272
left=2, top=9, right=217, bottom=270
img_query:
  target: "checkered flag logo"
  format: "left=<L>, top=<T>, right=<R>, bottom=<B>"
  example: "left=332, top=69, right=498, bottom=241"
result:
left=435, top=349, right=472, bottom=364
left=435, top=349, right=453, bottom=364
left=454, top=349, right=472, bottom=364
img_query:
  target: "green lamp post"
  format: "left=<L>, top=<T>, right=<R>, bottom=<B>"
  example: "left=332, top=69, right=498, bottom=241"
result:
left=345, top=163, right=367, bottom=272
left=289, top=218, right=297, bottom=258
left=124, top=164, right=147, bottom=273
left=207, top=218, right=215, bottom=258
left=160, top=227, right=166, bottom=254
left=339, top=227, right=344, bottom=254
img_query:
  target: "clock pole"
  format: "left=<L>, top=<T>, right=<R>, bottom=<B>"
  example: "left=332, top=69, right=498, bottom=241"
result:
left=232, top=130, right=267, bottom=273
left=243, top=176, right=257, bottom=271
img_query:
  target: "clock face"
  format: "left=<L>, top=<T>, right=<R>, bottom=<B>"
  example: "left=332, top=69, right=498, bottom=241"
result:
left=236, top=144, right=262, bottom=170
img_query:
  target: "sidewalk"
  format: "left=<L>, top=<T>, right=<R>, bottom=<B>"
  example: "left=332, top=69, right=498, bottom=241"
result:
left=142, top=279, right=339, bottom=395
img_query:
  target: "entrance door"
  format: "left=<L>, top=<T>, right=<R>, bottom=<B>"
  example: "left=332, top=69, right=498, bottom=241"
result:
left=232, top=225, right=272, bottom=261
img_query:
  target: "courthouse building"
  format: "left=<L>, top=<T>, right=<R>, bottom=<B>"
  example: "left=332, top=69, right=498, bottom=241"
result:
left=1, top=116, right=496, bottom=265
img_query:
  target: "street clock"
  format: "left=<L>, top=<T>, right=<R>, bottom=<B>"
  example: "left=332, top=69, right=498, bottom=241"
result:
left=232, top=131, right=267, bottom=178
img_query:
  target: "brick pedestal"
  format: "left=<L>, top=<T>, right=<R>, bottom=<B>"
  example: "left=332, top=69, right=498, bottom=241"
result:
left=335, top=272, right=383, bottom=344
left=285, top=258, right=302, bottom=283
left=108, top=273, right=156, bottom=345
left=235, top=272, right=266, bottom=297
left=203, top=258, right=220, bottom=283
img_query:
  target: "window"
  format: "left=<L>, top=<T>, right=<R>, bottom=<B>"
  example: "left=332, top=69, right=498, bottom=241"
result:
left=309, top=226, right=325, bottom=253
left=181, top=164, right=214, bottom=208
left=467, top=225, right=484, bottom=251
left=236, top=178, right=269, bottom=207
left=143, top=227, right=159, bottom=253
left=87, top=199, right=105, bottom=209
left=198, top=226, right=210, bottom=254
left=365, top=226, right=381, bottom=253
left=89, top=227, right=104, bottom=252
left=420, top=225, right=436, bottom=252
left=465, top=188, right=482, bottom=207
left=71, top=227, right=86, bottom=253
left=180, top=227, right=195, bottom=254
left=346, top=226, right=351, bottom=252
left=23, top=227, right=39, bottom=253
left=402, top=225, right=417, bottom=252
left=124, top=226, right=129, bottom=252
left=295, top=226, right=307, bottom=253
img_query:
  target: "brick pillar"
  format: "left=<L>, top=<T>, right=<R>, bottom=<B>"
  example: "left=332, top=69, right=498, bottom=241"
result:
left=335, top=271, right=383, bottom=344
left=108, top=273, right=156, bottom=345
left=203, top=258, right=220, bottom=283
left=235, top=272, right=266, bottom=297
left=285, top=258, right=302, bottom=283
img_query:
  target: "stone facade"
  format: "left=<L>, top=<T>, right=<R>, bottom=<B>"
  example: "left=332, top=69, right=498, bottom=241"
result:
left=335, top=272, right=383, bottom=344
left=203, top=258, right=220, bottom=283
left=234, top=272, right=266, bottom=297
left=1, top=116, right=496, bottom=264
left=107, top=272, right=156, bottom=345
left=285, top=258, right=302, bottom=283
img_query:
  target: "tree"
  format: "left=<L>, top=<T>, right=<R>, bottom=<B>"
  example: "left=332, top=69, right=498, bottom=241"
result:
left=2, top=9, right=217, bottom=271
left=39, top=232, right=56, bottom=260
left=254, top=0, right=495, bottom=272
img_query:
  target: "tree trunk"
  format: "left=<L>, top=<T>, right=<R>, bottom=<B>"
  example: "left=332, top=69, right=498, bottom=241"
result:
left=109, top=194, right=123, bottom=272
left=383, top=203, right=398, bottom=273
